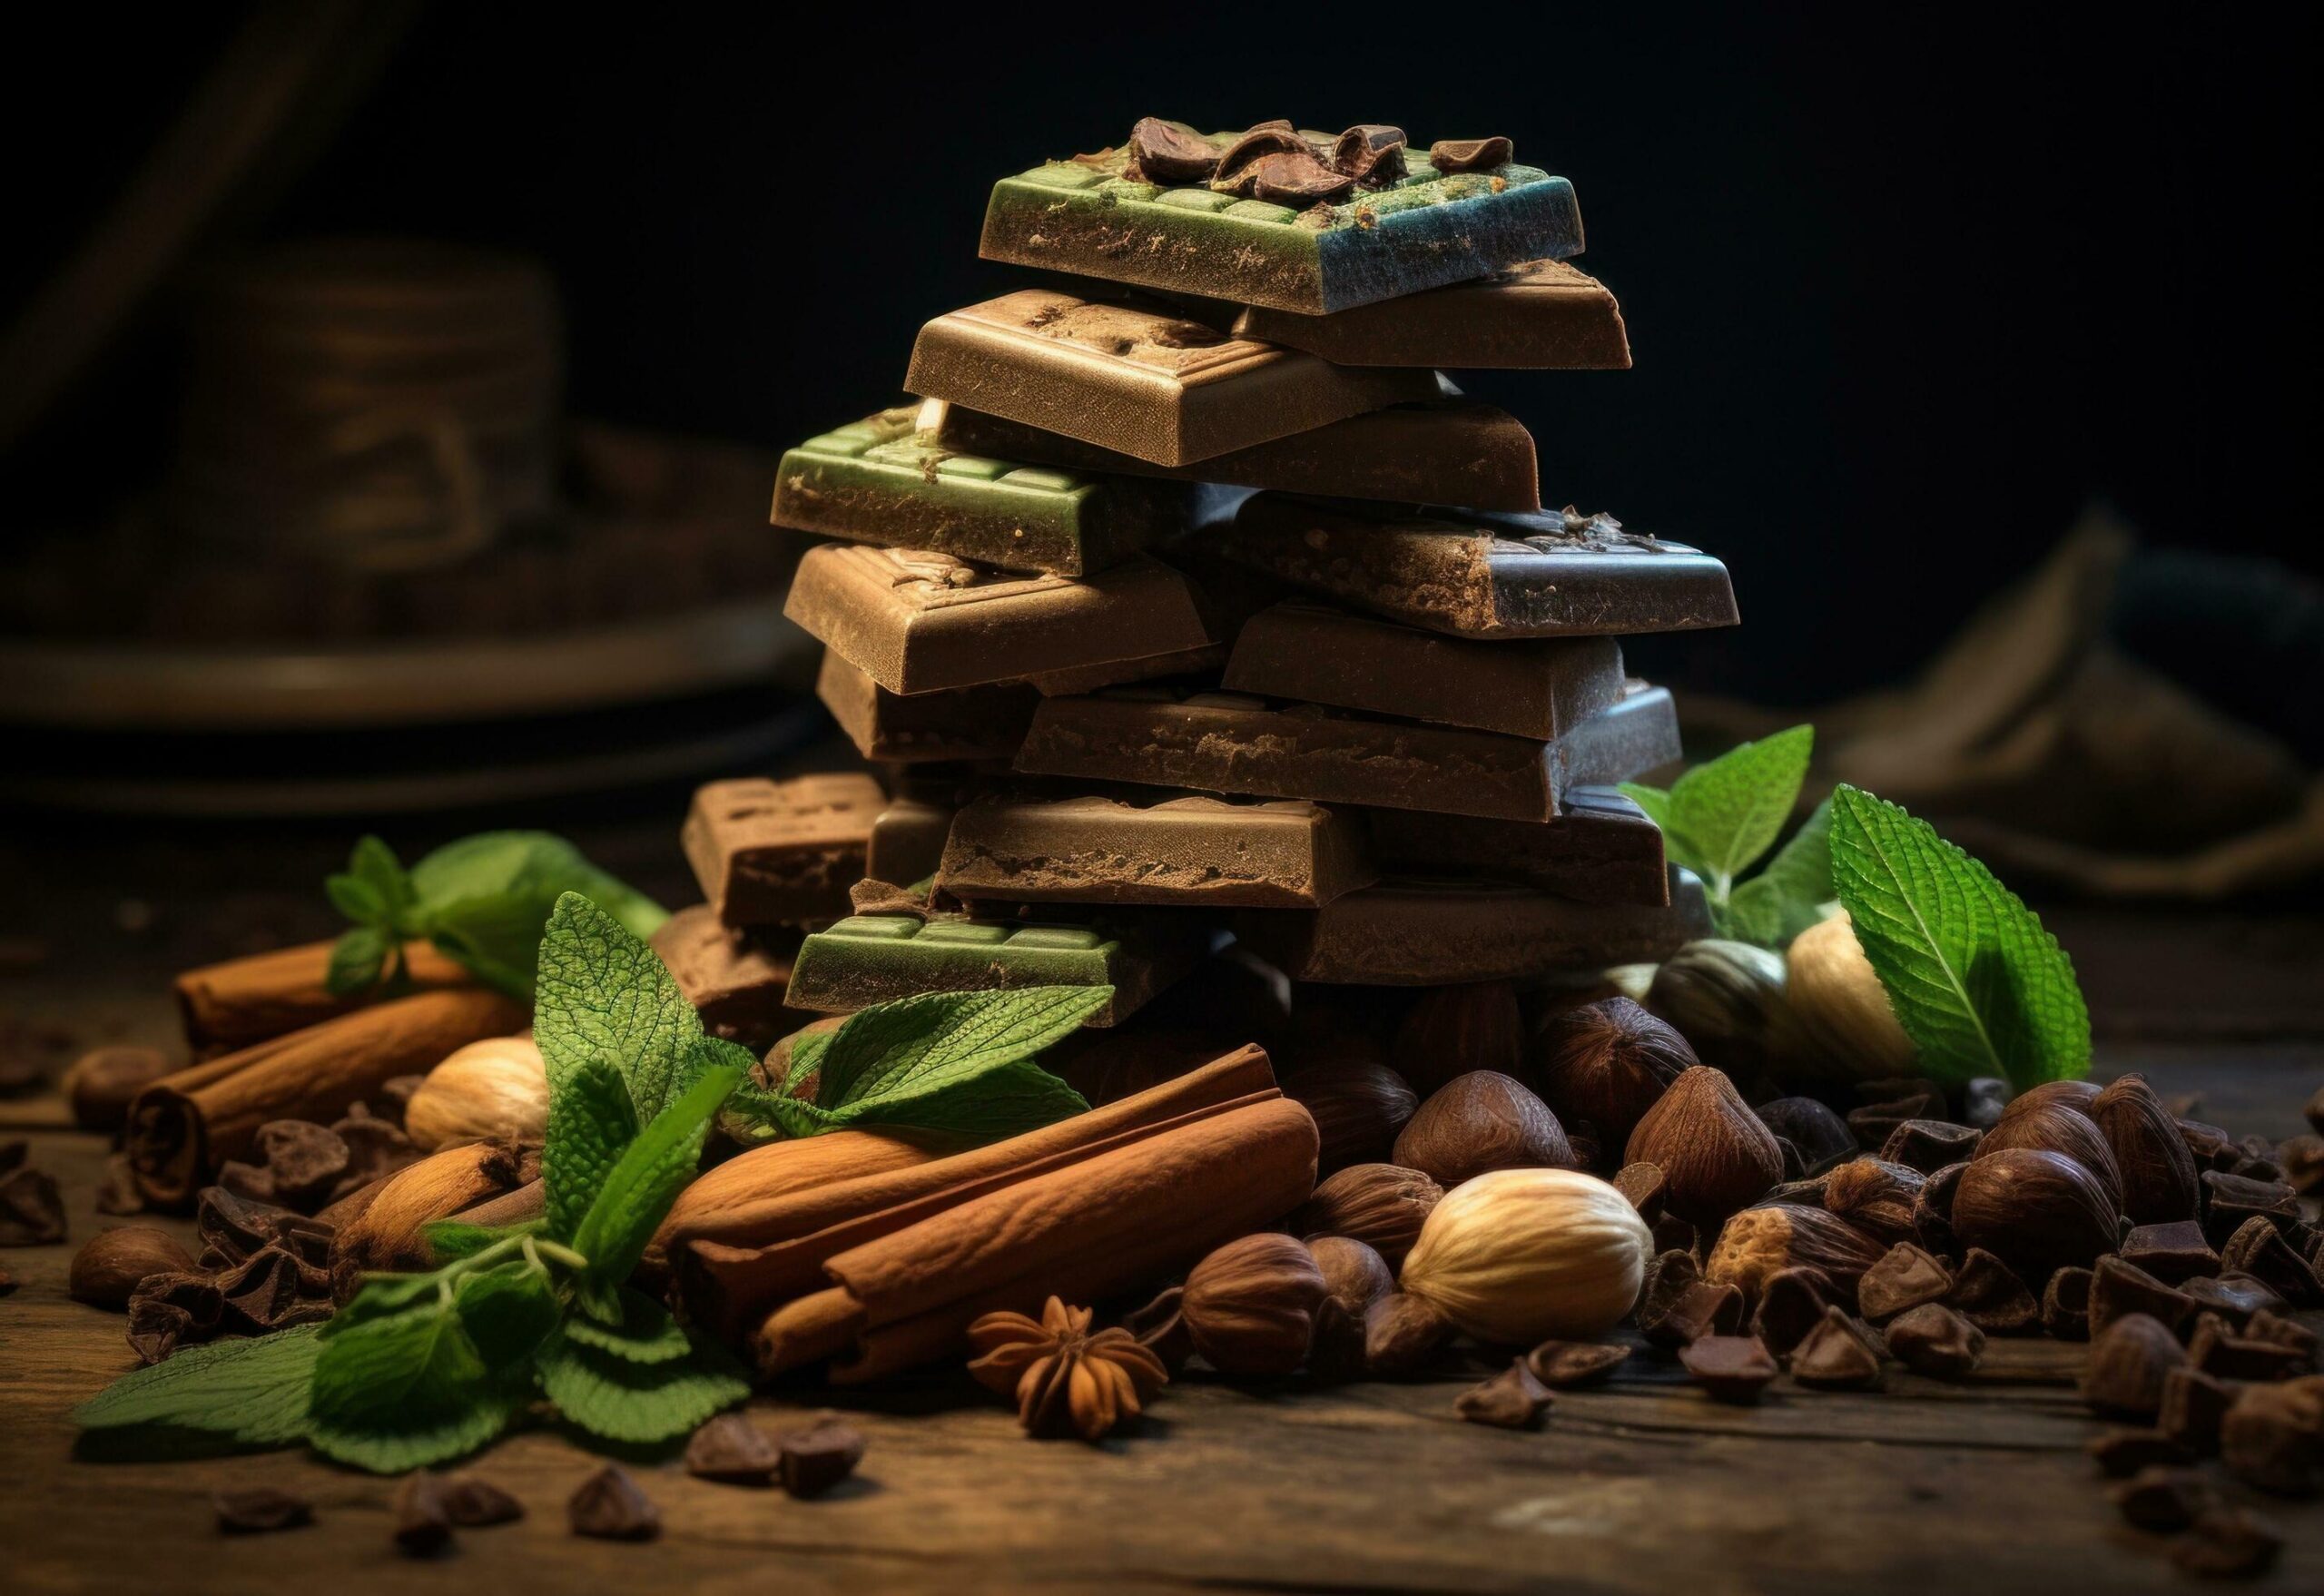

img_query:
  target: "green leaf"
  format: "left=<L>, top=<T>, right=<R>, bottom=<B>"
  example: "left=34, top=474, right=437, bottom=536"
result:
left=422, top=1218, right=541, bottom=1263
left=455, top=1256, right=564, bottom=1368
left=1828, top=784, right=2092, bottom=1089
left=408, top=832, right=667, bottom=1000
left=543, top=1054, right=637, bottom=1246
left=532, top=892, right=701, bottom=1116
left=324, top=925, right=389, bottom=998
left=1663, top=725, right=1815, bottom=899
left=1722, top=798, right=1835, bottom=948
left=307, top=1297, right=518, bottom=1473
left=817, top=984, right=1106, bottom=1110
left=1617, top=782, right=1674, bottom=836
left=73, top=1325, right=321, bottom=1448
left=350, top=834, right=415, bottom=910
left=324, top=1270, right=447, bottom=1335
left=326, top=872, right=385, bottom=923
left=536, top=1329, right=748, bottom=1446
left=569, top=1063, right=741, bottom=1289
left=559, top=1288, right=693, bottom=1365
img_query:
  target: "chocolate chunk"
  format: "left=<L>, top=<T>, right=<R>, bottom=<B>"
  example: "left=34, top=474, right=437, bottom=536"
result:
left=568, top=1465, right=659, bottom=1540
left=1430, top=135, right=1514, bottom=172
left=682, top=774, right=882, bottom=929
left=778, top=1414, right=866, bottom=1498
left=1208, top=123, right=1314, bottom=194
left=2219, top=1215, right=2324, bottom=1305
left=2245, top=1307, right=2322, bottom=1362
left=1857, top=1244, right=1954, bottom=1323
left=2191, top=1314, right=2311, bottom=1382
left=1878, top=1118, right=1983, bottom=1175
left=2200, top=1169, right=2299, bottom=1247
left=2086, top=1427, right=2193, bottom=1477
left=2121, top=1218, right=2221, bottom=1284
left=1127, top=117, right=1219, bottom=185
left=254, top=1119, right=350, bottom=1208
left=1525, top=1340, right=1630, bottom=1388
left=651, top=906, right=799, bottom=1051
left=1946, top=1247, right=2038, bottom=1332
left=2181, top=1270, right=2286, bottom=1327
left=2089, top=1255, right=2200, bottom=1337
left=1456, top=1360, right=1554, bottom=1429
left=1885, top=1303, right=1985, bottom=1379
left=1789, top=1308, right=1883, bottom=1389
left=127, top=1297, right=194, bottom=1364
left=685, top=1412, right=782, bottom=1485
left=391, top=1473, right=455, bottom=1556
left=2041, top=1266, right=2093, bottom=1340
left=214, top=1487, right=313, bottom=1534
left=1330, top=124, right=1406, bottom=188
left=438, top=1475, right=524, bottom=1526
left=2159, top=1364, right=2236, bottom=1454
left=94, top=1152, right=145, bottom=1216
left=1750, top=1266, right=1841, bottom=1355
left=1238, top=149, right=1355, bottom=206
left=2219, top=1380, right=2324, bottom=1496
left=1679, top=1335, right=1779, bottom=1403
left=2082, top=1313, right=2188, bottom=1417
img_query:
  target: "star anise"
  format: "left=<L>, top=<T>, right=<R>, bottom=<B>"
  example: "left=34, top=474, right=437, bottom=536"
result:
left=966, top=1296, right=1168, bottom=1443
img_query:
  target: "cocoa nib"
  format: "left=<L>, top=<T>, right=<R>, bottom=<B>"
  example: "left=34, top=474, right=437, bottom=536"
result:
left=1126, top=118, right=1219, bottom=185
left=1430, top=135, right=1514, bottom=173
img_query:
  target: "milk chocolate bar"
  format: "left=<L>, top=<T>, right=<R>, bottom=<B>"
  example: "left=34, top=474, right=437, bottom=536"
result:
left=681, top=774, right=883, bottom=928
left=1222, top=600, right=1626, bottom=741
left=980, top=123, right=1583, bottom=314
left=903, top=289, right=1438, bottom=468
left=1223, top=495, right=1738, bottom=639
left=920, top=395, right=1541, bottom=514
left=937, top=791, right=1376, bottom=909
left=866, top=793, right=956, bottom=889
left=1225, top=259, right=1630, bottom=369
left=1359, top=787, right=1669, bottom=906
left=773, top=406, right=1186, bottom=576
left=1012, top=683, right=1679, bottom=823
left=649, top=906, right=801, bottom=1049
left=784, top=911, right=1205, bottom=1027
left=817, top=652, right=1037, bottom=764
left=1236, top=868, right=1712, bottom=985
left=783, top=545, right=1216, bottom=695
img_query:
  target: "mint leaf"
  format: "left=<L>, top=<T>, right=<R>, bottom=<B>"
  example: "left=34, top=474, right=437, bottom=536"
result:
left=537, top=1328, right=748, bottom=1446
left=817, top=984, right=1107, bottom=1108
left=308, top=1296, right=517, bottom=1472
left=1723, top=797, right=1835, bottom=947
left=326, top=872, right=386, bottom=923
left=410, top=833, right=666, bottom=1000
left=454, top=1256, right=563, bottom=1368
left=533, top=892, right=701, bottom=1116
left=423, top=1218, right=541, bottom=1262
left=560, top=1288, right=693, bottom=1365
left=350, top=834, right=417, bottom=920
left=543, top=1054, right=637, bottom=1245
left=325, top=925, right=390, bottom=998
left=569, top=1062, right=740, bottom=1290
left=1618, top=782, right=1674, bottom=836
left=1828, top=784, right=2091, bottom=1089
left=73, top=1325, right=321, bottom=1448
left=326, top=1271, right=447, bottom=1335
left=1664, top=725, right=1813, bottom=899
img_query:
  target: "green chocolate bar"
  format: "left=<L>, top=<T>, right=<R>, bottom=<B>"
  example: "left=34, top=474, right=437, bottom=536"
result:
left=772, top=406, right=1184, bottom=576
left=980, top=130, right=1583, bottom=315
left=783, top=911, right=1202, bottom=1027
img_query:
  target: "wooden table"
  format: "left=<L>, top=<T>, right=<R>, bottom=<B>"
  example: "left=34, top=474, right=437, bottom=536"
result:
left=3, top=824, right=2320, bottom=1594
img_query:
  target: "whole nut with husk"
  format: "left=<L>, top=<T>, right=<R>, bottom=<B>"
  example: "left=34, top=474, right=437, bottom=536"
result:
left=1180, top=1233, right=1328, bottom=1377
left=1975, top=1098, right=2125, bottom=1212
left=1821, top=1158, right=1927, bottom=1245
left=1292, top=1164, right=1442, bottom=1268
left=1784, top=912, right=1915, bottom=1079
left=1393, top=1071, right=1573, bottom=1187
left=1307, top=1236, right=1394, bottom=1318
left=404, top=1036, right=550, bottom=1152
left=1282, top=1059, right=1418, bottom=1175
left=69, top=1226, right=195, bottom=1309
left=1645, top=941, right=1799, bottom=1079
left=2091, top=1073, right=2201, bottom=1225
left=64, top=1046, right=175, bottom=1132
left=1393, top=981, right=1522, bottom=1097
left=1951, top=1147, right=2122, bottom=1281
left=1530, top=997, right=1694, bottom=1151
left=1399, top=1167, right=1652, bottom=1344
left=1623, top=1066, right=1783, bottom=1226
left=1705, top=1205, right=1888, bottom=1305
left=1754, top=1098, right=1857, bottom=1177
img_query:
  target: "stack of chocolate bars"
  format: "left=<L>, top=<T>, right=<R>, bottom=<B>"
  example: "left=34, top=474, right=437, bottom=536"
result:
left=661, top=118, right=1737, bottom=1060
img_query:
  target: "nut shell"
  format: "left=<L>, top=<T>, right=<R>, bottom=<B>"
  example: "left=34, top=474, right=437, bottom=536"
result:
left=1821, top=1158, right=1927, bottom=1245
left=1399, top=1167, right=1652, bottom=1344
left=1393, top=1071, right=1573, bottom=1187
left=404, top=1036, right=550, bottom=1152
left=2092, top=1074, right=2201, bottom=1226
left=1291, top=1163, right=1442, bottom=1268
left=1529, top=997, right=1694, bottom=1150
left=1704, top=1206, right=1889, bottom=1304
left=1784, top=912, right=1915, bottom=1079
left=1181, top=1233, right=1328, bottom=1377
left=1975, top=1099, right=2125, bottom=1212
left=1307, top=1236, right=1395, bottom=1317
left=1623, top=1066, right=1784, bottom=1226
left=1282, top=1059, right=1418, bottom=1175
left=1952, top=1147, right=2122, bottom=1279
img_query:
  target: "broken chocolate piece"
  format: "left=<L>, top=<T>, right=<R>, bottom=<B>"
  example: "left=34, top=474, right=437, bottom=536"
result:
left=568, top=1465, right=659, bottom=1540
left=778, top=1414, right=866, bottom=1497
left=1456, top=1360, right=1554, bottom=1429
left=1857, top=1243, right=1954, bottom=1323
left=1679, top=1335, right=1779, bottom=1403
left=1127, top=117, right=1220, bottom=185
left=685, top=1412, right=782, bottom=1485
left=1789, top=1308, right=1884, bottom=1389
left=1431, top=135, right=1514, bottom=172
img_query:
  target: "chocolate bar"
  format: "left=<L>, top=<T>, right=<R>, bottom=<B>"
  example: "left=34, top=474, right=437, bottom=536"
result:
left=921, top=396, right=1542, bottom=514
left=681, top=773, right=883, bottom=928
left=772, top=406, right=1186, bottom=576
left=1225, top=259, right=1630, bottom=369
left=980, top=123, right=1583, bottom=314
left=903, top=289, right=1438, bottom=468
left=783, top=911, right=1206, bottom=1027
left=1012, top=683, right=1680, bottom=823
left=783, top=545, right=1216, bottom=695
left=1221, top=495, right=1738, bottom=639
left=936, top=791, right=1376, bottom=909
left=1358, top=787, right=1669, bottom=906
left=1235, top=868, right=1712, bottom=985
left=866, top=793, right=956, bottom=888
left=816, top=652, right=1037, bottom=764
left=649, top=906, right=801, bottom=1049
left=1222, top=600, right=1626, bottom=741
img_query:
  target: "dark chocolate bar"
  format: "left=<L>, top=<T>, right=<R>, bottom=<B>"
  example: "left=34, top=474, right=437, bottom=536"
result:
left=649, top=905, right=801, bottom=1049
left=783, top=545, right=1216, bottom=695
left=1358, top=787, right=1670, bottom=906
left=903, top=289, right=1438, bottom=468
left=920, top=395, right=1542, bottom=514
left=980, top=123, right=1583, bottom=314
left=1235, top=867, right=1712, bottom=985
left=783, top=910, right=1205, bottom=1027
left=937, top=791, right=1376, bottom=909
left=817, top=651, right=1037, bottom=764
left=1221, top=495, right=1738, bottom=639
left=773, top=405, right=1186, bottom=576
left=1226, top=259, right=1630, bottom=369
left=1012, top=682, right=1680, bottom=823
left=1222, top=600, right=1625, bottom=741
left=680, top=774, right=883, bottom=929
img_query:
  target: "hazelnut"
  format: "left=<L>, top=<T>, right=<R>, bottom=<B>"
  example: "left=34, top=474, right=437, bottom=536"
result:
left=1392, top=1071, right=1572, bottom=1187
left=1180, top=1233, right=1328, bottom=1376
left=1821, top=1157, right=1926, bottom=1245
left=1363, top=1291, right=1452, bottom=1377
left=1784, top=911, right=1915, bottom=1079
left=1998, top=1079, right=2102, bottom=1121
left=1704, top=1206, right=1887, bottom=1304
left=1645, top=940, right=1799, bottom=1079
left=1952, top=1147, right=2121, bottom=1279
left=1975, top=1099, right=2125, bottom=1212
left=327, top=1141, right=525, bottom=1302
left=2082, top=1312, right=2189, bottom=1417
left=1282, top=1059, right=1418, bottom=1175
left=1290, top=1163, right=1441, bottom=1268
left=1305, top=1235, right=1394, bottom=1319
left=1752, top=1097, right=1857, bottom=1177
left=1623, top=1066, right=1783, bottom=1226
left=1393, top=981, right=1522, bottom=1097
left=404, top=1036, right=550, bottom=1152
left=1529, top=997, right=1693, bottom=1150
left=2090, top=1074, right=2201, bottom=1226
left=1399, top=1167, right=1651, bottom=1344
left=63, top=1046, right=174, bottom=1132
left=68, top=1225, right=196, bottom=1309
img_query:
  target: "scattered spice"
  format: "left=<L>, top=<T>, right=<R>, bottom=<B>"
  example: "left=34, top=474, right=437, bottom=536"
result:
left=967, top=1297, right=1167, bottom=1443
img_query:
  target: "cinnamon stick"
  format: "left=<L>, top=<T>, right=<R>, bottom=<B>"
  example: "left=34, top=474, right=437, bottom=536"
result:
left=127, top=988, right=527, bottom=1209
left=175, top=939, right=470, bottom=1053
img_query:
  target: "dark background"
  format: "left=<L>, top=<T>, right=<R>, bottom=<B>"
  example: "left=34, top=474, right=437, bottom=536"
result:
left=3, top=2, right=2312, bottom=704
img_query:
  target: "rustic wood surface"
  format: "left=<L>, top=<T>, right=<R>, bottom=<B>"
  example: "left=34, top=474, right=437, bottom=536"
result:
left=3, top=828, right=2320, bottom=1594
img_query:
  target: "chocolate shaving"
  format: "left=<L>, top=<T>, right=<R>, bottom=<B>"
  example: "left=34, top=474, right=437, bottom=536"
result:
left=1329, top=124, right=1406, bottom=188
left=1240, top=150, right=1355, bottom=206
left=1209, top=122, right=1314, bottom=195
left=1127, top=118, right=1219, bottom=185
left=1429, top=135, right=1514, bottom=173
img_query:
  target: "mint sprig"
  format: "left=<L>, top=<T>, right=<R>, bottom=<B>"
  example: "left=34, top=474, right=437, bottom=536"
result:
left=324, top=832, right=666, bottom=1001
left=1827, top=783, right=2091, bottom=1089
left=1623, top=724, right=1832, bottom=946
